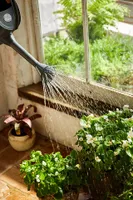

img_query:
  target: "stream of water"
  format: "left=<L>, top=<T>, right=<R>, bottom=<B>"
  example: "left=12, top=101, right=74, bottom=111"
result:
left=41, top=69, right=92, bottom=154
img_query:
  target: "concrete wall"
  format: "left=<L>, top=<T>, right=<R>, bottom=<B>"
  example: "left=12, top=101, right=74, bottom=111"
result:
left=0, top=0, right=41, bottom=130
left=0, top=0, right=39, bottom=130
left=0, top=48, right=8, bottom=130
left=18, top=98, right=81, bottom=148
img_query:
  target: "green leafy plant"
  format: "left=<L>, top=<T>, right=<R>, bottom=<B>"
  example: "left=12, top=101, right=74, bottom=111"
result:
left=20, top=150, right=81, bottom=199
left=44, top=34, right=133, bottom=90
left=76, top=105, right=133, bottom=199
left=2, top=104, right=41, bottom=137
left=56, top=0, right=128, bottom=42
left=90, top=33, right=133, bottom=87
left=20, top=105, right=133, bottom=199
left=44, top=36, right=84, bottom=78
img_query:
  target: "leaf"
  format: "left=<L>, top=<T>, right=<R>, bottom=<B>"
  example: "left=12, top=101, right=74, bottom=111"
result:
left=114, top=148, right=121, bottom=156
left=21, top=126, right=32, bottom=137
left=80, top=119, right=87, bottom=127
left=126, top=148, right=133, bottom=158
left=17, top=104, right=24, bottom=112
left=40, top=173, right=45, bottom=181
left=8, top=109, right=17, bottom=117
left=54, top=187, right=63, bottom=199
left=4, top=116, right=16, bottom=124
left=96, top=144, right=104, bottom=155
left=22, top=118, right=32, bottom=128
left=14, top=123, right=20, bottom=131
left=29, top=114, right=42, bottom=121
left=70, top=150, right=78, bottom=158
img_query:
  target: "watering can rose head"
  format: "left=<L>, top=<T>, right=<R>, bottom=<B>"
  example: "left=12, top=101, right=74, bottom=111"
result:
left=2, top=104, right=41, bottom=137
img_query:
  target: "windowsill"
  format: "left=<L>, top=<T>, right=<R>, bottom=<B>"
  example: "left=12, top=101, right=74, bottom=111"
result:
left=18, top=82, right=89, bottom=118
left=18, top=75, right=133, bottom=118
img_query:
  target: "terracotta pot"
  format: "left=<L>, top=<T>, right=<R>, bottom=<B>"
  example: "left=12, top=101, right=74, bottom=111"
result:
left=8, top=128, right=36, bottom=151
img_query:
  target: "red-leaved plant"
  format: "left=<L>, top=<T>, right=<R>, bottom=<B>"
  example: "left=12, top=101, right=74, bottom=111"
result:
left=3, top=104, right=41, bottom=137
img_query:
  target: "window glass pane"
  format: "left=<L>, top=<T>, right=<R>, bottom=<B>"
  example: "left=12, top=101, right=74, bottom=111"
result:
left=90, top=0, right=133, bottom=93
left=38, top=0, right=85, bottom=80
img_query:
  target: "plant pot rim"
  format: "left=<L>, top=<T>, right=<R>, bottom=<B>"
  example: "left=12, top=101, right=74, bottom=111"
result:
left=8, top=128, right=36, bottom=151
left=8, top=128, right=35, bottom=142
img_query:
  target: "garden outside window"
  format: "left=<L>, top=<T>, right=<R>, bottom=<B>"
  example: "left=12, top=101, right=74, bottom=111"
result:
left=19, top=0, right=133, bottom=116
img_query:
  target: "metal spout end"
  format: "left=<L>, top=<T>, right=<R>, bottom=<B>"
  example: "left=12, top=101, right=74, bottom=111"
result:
left=37, top=64, right=56, bottom=83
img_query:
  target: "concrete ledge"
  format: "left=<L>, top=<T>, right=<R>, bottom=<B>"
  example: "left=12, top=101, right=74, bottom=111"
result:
left=18, top=81, right=118, bottom=117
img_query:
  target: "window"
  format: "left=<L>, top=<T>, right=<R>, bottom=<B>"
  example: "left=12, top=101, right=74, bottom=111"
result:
left=89, top=0, right=133, bottom=93
left=38, top=0, right=86, bottom=80
left=19, top=0, right=133, bottom=117
left=38, top=0, right=133, bottom=94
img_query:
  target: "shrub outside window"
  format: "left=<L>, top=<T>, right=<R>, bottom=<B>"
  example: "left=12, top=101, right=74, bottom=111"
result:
left=39, top=0, right=133, bottom=95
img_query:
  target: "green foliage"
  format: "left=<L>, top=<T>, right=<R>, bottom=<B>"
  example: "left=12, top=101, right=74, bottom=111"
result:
left=55, top=0, right=82, bottom=43
left=76, top=105, right=133, bottom=199
left=88, top=0, right=128, bottom=41
left=56, top=0, right=128, bottom=42
left=20, top=106, right=133, bottom=199
left=20, top=150, right=81, bottom=199
left=90, top=33, right=133, bottom=87
left=44, top=34, right=133, bottom=89
left=44, top=37, right=84, bottom=77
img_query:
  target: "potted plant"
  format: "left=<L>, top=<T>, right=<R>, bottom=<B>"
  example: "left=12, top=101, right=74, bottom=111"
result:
left=76, top=105, right=133, bottom=199
left=2, top=104, right=41, bottom=151
left=20, top=150, right=81, bottom=199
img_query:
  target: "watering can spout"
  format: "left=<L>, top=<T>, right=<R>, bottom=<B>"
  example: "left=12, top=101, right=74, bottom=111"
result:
left=0, top=0, right=55, bottom=82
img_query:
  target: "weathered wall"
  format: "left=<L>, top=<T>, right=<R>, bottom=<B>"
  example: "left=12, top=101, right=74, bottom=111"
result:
left=0, top=0, right=43, bottom=101
left=0, top=0, right=41, bottom=130
left=0, top=48, right=8, bottom=130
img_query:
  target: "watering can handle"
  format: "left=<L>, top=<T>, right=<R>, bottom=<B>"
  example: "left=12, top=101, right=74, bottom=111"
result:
left=6, top=33, right=55, bottom=81
left=0, top=0, right=21, bottom=30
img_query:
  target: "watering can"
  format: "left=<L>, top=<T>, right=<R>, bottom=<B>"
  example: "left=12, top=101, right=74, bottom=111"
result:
left=0, top=0, right=55, bottom=83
